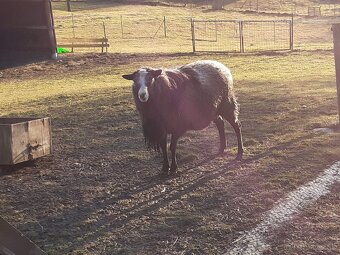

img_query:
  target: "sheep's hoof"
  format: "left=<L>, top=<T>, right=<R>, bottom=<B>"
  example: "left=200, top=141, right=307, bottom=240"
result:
left=170, top=165, right=178, bottom=175
left=160, top=172, right=169, bottom=179
left=235, top=154, right=243, bottom=161
left=169, top=171, right=181, bottom=177
left=218, top=148, right=226, bottom=155
left=161, top=166, right=170, bottom=176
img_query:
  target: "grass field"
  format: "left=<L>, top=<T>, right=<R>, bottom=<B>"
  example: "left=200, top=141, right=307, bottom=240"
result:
left=1, top=1, right=340, bottom=254
left=52, top=1, right=336, bottom=54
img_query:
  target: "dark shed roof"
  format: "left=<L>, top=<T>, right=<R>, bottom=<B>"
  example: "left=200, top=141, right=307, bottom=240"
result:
left=0, top=0, right=57, bottom=68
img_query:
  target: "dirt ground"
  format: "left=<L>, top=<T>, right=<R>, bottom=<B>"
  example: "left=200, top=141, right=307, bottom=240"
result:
left=266, top=184, right=340, bottom=255
left=1, top=52, right=340, bottom=255
left=0, top=53, right=168, bottom=79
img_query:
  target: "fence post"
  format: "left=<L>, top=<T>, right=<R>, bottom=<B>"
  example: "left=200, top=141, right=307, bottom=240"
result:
left=290, top=13, right=294, bottom=50
left=164, top=16, right=167, bottom=38
left=215, top=19, right=218, bottom=42
left=191, top=18, right=196, bottom=53
left=239, top=21, right=244, bottom=53
left=102, top=21, right=107, bottom=53
left=120, top=15, right=124, bottom=39
left=332, top=23, right=340, bottom=124
left=273, top=21, right=276, bottom=43
left=71, top=14, right=75, bottom=53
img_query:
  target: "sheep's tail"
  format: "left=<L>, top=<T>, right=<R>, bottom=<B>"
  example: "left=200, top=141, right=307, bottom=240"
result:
left=145, top=138, right=160, bottom=152
left=218, top=92, right=240, bottom=123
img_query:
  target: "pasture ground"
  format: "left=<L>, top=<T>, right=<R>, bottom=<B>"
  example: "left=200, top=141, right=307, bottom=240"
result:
left=52, top=1, right=336, bottom=53
left=1, top=1, right=340, bottom=254
left=1, top=49, right=340, bottom=254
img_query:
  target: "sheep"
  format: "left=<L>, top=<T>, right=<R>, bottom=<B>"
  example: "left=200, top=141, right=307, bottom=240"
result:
left=122, top=60, right=244, bottom=175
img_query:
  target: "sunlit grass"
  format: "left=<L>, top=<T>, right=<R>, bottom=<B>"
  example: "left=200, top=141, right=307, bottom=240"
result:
left=1, top=51, right=338, bottom=153
left=51, top=2, right=334, bottom=54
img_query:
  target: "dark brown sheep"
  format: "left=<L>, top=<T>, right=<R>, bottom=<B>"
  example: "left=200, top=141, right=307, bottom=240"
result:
left=123, top=60, right=244, bottom=175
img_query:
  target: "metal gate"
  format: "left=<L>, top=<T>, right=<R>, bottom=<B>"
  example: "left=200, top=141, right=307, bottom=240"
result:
left=191, top=19, right=293, bottom=53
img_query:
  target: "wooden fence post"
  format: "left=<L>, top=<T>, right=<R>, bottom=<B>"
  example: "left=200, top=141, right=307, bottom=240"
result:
left=191, top=18, right=196, bottom=53
left=120, top=15, right=124, bottom=39
left=239, top=21, right=244, bottom=53
left=102, top=21, right=107, bottom=53
left=163, top=16, right=167, bottom=38
left=332, top=23, right=340, bottom=124
left=215, top=19, right=218, bottom=42
left=290, top=13, right=294, bottom=50
left=273, top=21, right=276, bottom=43
left=71, top=14, right=75, bottom=52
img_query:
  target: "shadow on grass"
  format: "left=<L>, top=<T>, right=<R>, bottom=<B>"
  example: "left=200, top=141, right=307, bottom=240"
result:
left=0, top=160, right=41, bottom=177
left=1, top=79, right=340, bottom=254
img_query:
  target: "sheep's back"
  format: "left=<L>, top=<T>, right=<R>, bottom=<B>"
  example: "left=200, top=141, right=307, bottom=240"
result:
left=179, top=60, right=233, bottom=108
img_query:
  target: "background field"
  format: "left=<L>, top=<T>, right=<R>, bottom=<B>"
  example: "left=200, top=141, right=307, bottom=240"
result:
left=52, top=0, right=339, bottom=53
left=1, top=1, right=340, bottom=254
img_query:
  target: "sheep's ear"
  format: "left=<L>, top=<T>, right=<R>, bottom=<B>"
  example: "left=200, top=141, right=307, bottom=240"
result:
left=122, top=73, right=135, bottom=80
left=150, top=69, right=162, bottom=78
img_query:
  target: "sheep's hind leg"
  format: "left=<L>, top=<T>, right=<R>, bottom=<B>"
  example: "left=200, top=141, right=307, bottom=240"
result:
left=219, top=100, right=244, bottom=160
left=160, top=135, right=170, bottom=175
left=169, top=134, right=180, bottom=174
left=213, top=116, right=226, bottom=154
left=224, top=115, right=244, bottom=160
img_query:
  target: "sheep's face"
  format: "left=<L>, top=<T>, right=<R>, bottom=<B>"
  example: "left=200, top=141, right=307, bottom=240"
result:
left=123, top=68, right=162, bottom=103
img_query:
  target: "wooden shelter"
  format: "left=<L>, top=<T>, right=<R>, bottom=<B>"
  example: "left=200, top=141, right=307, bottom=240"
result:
left=0, top=0, right=57, bottom=68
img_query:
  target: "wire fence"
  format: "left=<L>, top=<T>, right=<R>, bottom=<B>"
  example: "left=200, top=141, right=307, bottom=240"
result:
left=243, top=20, right=292, bottom=52
left=53, top=13, right=335, bottom=54
left=192, top=20, right=241, bottom=52
left=119, top=15, right=167, bottom=39
left=54, top=14, right=193, bottom=53
left=236, top=1, right=340, bottom=17
left=191, top=19, right=292, bottom=53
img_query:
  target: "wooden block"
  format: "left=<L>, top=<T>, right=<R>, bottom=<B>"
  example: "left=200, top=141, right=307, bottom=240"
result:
left=0, top=117, right=52, bottom=165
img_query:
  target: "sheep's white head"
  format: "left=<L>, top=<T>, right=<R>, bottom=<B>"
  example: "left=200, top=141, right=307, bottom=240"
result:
left=123, top=68, right=162, bottom=103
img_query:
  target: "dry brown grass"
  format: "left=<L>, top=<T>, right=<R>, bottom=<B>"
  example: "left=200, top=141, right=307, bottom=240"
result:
left=0, top=1, right=340, bottom=254
left=1, top=48, right=339, bottom=254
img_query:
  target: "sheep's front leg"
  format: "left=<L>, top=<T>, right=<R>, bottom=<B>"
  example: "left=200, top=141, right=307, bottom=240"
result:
left=160, top=135, right=170, bottom=175
left=170, top=134, right=179, bottom=174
